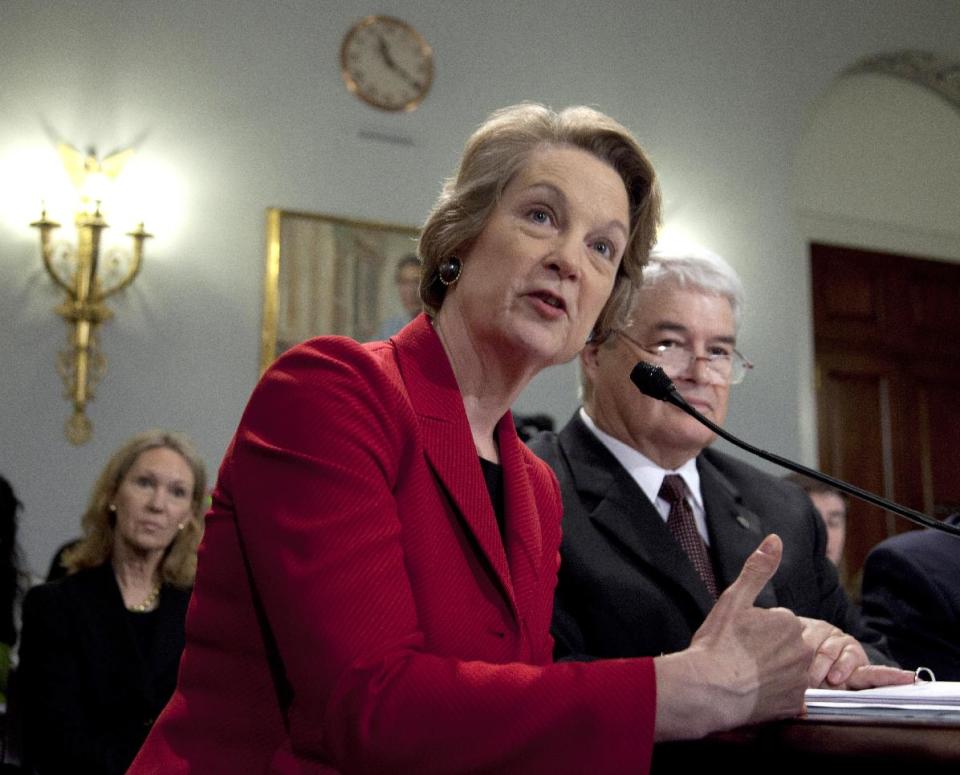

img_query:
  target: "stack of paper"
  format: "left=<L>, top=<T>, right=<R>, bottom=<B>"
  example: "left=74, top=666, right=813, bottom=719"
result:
left=805, top=681, right=960, bottom=722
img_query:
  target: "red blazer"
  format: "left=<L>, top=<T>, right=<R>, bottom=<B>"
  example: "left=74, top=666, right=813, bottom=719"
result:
left=130, top=315, right=656, bottom=774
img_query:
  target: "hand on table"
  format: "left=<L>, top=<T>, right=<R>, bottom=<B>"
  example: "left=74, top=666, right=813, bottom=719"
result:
left=798, top=617, right=915, bottom=689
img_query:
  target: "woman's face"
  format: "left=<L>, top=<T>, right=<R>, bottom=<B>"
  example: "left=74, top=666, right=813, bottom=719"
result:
left=112, top=446, right=195, bottom=557
left=448, top=144, right=630, bottom=369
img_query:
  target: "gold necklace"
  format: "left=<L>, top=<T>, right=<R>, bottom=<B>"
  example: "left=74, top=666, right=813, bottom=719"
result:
left=127, top=584, right=161, bottom=613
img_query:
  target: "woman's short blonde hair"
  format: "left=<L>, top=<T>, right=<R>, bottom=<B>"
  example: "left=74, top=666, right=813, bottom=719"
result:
left=63, top=429, right=208, bottom=588
left=419, top=102, right=661, bottom=338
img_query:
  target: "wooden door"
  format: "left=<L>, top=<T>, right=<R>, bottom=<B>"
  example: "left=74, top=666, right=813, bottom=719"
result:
left=811, top=243, right=960, bottom=595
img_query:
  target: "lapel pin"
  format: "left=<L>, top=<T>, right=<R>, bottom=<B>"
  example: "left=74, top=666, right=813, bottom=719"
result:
left=735, top=514, right=751, bottom=530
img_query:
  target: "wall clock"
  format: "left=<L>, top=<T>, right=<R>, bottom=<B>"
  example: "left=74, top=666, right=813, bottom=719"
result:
left=340, top=15, right=433, bottom=112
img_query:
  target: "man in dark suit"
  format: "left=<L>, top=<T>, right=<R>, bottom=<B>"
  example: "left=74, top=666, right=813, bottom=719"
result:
left=531, top=245, right=895, bottom=682
left=861, top=513, right=960, bottom=679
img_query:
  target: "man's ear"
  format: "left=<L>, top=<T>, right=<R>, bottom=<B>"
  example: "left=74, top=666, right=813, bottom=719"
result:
left=580, top=340, right=602, bottom=381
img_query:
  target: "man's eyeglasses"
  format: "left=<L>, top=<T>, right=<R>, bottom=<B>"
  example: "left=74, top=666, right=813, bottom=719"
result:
left=614, top=329, right=754, bottom=386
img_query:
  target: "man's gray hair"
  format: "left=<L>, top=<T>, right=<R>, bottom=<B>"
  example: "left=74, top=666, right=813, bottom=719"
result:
left=632, top=244, right=745, bottom=332
left=580, top=242, right=746, bottom=405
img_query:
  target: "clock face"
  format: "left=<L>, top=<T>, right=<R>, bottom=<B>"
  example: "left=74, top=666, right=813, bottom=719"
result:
left=340, top=16, right=433, bottom=112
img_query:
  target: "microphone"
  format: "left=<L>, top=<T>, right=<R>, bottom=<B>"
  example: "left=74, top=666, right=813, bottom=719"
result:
left=630, top=362, right=960, bottom=537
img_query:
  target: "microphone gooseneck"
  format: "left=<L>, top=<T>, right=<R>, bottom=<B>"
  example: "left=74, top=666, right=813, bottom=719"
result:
left=629, top=362, right=960, bottom=537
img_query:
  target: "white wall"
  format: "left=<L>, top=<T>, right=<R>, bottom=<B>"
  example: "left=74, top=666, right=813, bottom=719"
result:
left=2, top=0, right=959, bottom=576
left=796, top=71, right=960, bottom=257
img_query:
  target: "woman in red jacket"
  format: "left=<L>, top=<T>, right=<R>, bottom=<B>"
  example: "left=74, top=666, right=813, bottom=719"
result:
left=131, top=104, right=813, bottom=774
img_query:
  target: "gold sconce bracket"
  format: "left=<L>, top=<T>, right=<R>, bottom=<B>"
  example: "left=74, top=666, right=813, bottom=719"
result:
left=32, top=200, right=152, bottom=445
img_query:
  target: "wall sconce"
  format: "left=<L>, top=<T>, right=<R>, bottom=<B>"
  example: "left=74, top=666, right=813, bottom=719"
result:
left=31, top=145, right=151, bottom=445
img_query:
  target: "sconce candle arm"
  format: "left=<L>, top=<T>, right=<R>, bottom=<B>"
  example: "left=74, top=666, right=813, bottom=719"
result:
left=73, top=208, right=108, bottom=305
left=102, top=222, right=152, bottom=297
left=30, top=211, right=74, bottom=297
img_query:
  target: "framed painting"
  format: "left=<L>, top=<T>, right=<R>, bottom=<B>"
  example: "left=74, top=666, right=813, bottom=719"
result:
left=259, top=208, right=420, bottom=374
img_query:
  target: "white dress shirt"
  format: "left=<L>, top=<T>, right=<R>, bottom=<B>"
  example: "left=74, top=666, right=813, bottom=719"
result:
left=578, top=407, right=711, bottom=544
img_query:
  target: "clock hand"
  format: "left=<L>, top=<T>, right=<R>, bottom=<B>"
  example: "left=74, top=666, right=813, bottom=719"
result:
left=377, top=35, right=398, bottom=70
left=377, top=35, right=423, bottom=90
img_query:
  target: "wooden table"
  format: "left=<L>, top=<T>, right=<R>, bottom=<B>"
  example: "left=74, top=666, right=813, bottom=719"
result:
left=653, top=714, right=960, bottom=773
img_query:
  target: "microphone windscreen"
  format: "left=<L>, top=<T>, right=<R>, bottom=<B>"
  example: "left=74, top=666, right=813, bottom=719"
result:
left=630, top=362, right=675, bottom=401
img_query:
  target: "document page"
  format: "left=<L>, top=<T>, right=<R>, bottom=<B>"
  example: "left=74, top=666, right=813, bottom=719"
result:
left=805, top=681, right=960, bottom=721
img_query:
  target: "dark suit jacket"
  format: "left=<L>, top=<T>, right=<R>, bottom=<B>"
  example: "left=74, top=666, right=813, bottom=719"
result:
left=130, top=315, right=657, bottom=775
left=530, top=412, right=892, bottom=663
left=18, top=562, right=190, bottom=774
left=861, top=514, right=960, bottom=679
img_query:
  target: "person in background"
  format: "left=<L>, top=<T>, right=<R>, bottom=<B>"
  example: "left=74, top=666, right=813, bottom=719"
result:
left=132, top=103, right=815, bottom=775
left=531, top=246, right=909, bottom=681
left=0, top=475, right=27, bottom=701
left=18, top=430, right=207, bottom=775
left=375, top=253, right=422, bottom=339
left=44, top=538, right=80, bottom=582
left=785, top=473, right=847, bottom=566
left=861, top=512, right=960, bottom=680
left=513, top=412, right=555, bottom=443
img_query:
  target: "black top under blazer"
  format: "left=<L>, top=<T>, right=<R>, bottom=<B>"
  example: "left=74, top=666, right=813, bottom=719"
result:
left=530, top=413, right=893, bottom=664
left=18, top=562, right=190, bottom=774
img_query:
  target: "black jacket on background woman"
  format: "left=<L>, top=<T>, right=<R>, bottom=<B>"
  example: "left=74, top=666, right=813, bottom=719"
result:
left=18, top=563, right=189, bottom=774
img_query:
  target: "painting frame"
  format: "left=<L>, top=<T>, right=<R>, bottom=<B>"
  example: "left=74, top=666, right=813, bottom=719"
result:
left=259, top=208, right=421, bottom=375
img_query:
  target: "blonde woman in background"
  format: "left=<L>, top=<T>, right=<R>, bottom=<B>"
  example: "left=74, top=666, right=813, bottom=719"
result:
left=19, top=430, right=207, bottom=775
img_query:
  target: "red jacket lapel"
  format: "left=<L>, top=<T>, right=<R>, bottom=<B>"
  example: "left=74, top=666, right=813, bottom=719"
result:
left=390, top=315, right=516, bottom=611
left=497, top=413, right=542, bottom=621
